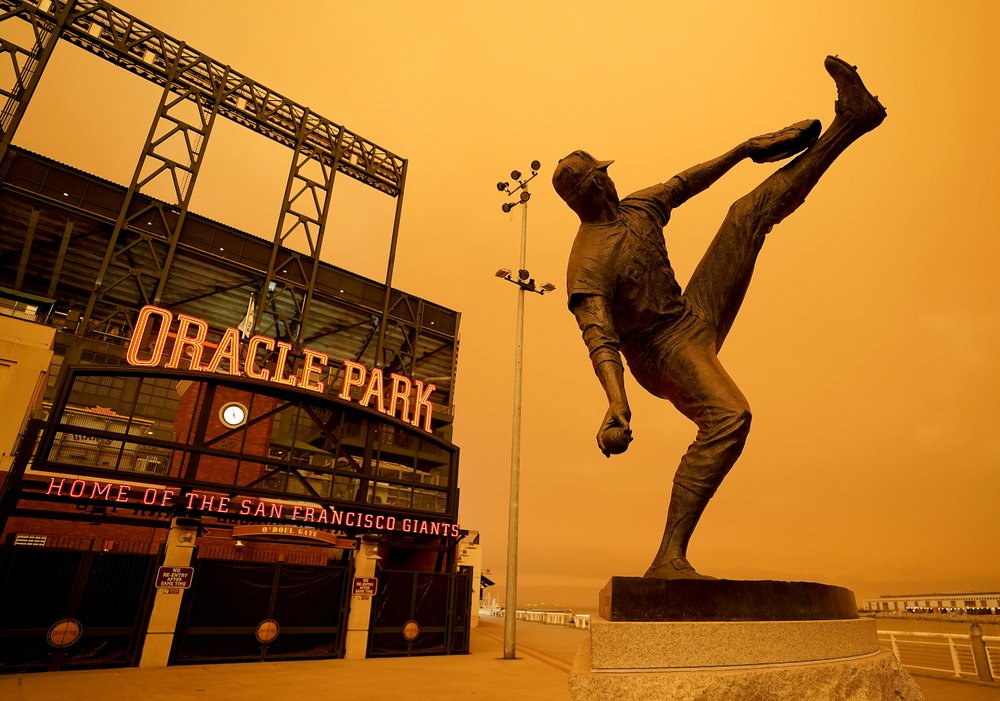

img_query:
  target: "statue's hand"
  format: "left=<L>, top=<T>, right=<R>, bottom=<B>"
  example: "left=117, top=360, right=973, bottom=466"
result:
left=597, top=402, right=632, bottom=458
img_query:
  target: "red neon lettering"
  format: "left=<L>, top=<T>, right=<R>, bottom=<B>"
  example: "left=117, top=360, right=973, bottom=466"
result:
left=199, top=495, right=217, bottom=511
left=206, top=327, right=241, bottom=376
left=389, top=374, right=412, bottom=422
left=161, top=490, right=175, bottom=507
left=269, top=504, right=283, bottom=519
left=218, top=496, right=230, bottom=512
left=69, top=480, right=86, bottom=498
left=185, top=492, right=199, bottom=509
left=115, top=485, right=130, bottom=503
left=345, top=512, right=356, bottom=527
left=239, top=499, right=252, bottom=515
left=46, top=478, right=65, bottom=496
left=292, top=506, right=302, bottom=520
left=316, top=509, right=329, bottom=524
left=411, top=380, right=436, bottom=432
left=244, top=336, right=275, bottom=381
left=143, top=488, right=158, bottom=505
left=272, top=342, right=298, bottom=386
left=330, top=509, right=343, bottom=526
left=360, top=368, right=386, bottom=413
left=303, top=507, right=315, bottom=522
left=299, top=350, right=328, bottom=392
left=339, top=361, right=366, bottom=401
left=386, top=517, right=396, bottom=530
left=127, top=306, right=172, bottom=367
left=165, top=314, right=209, bottom=371
left=90, top=482, right=112, bottom=500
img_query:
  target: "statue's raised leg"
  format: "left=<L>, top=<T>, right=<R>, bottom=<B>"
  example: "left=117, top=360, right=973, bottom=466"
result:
left=645, top=57, right=885, bottom=579
left=686, top=55, right=886, bottom=351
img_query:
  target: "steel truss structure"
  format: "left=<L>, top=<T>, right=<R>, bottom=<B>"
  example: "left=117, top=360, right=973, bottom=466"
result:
left=0, top=0, right=458, bottom=420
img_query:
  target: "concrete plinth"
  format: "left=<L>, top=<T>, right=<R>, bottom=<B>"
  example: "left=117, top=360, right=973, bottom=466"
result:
left=569, top=616, right=924, bottom=701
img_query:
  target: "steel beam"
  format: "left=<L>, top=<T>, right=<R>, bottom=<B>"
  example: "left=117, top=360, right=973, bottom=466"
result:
left=374, top=159, right=408, bottom=367
left=0, top=0, right=72, bottom=162
left=81, top=45, right=225, bottom=336
left=0, top=0, right=405, bottom=196
left=13, top=205, right=37, bottom=289
left=256, top=115, right=343, bottom=346
left=46, top=217, right=74, bottom=297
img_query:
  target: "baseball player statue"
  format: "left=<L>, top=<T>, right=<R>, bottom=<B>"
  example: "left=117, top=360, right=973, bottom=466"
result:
left=554, top=56, right=885, bottom=579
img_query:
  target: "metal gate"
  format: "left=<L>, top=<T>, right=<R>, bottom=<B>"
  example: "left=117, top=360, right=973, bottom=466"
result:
left=368, top=568, right=471, bottom=657
left=0, top=540, right=159, bottom=672
left=170, top=557, right=351, bottom=663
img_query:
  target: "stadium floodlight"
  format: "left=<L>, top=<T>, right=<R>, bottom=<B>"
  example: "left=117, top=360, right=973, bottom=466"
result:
left=493, top=159, right=555, bottom=662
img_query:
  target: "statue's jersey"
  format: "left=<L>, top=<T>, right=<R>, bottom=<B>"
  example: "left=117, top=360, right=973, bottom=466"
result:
left=566, top=176, right=696, bottom=354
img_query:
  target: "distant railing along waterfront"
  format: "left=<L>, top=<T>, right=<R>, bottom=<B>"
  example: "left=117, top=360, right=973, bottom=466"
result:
left=489, top=608, right=591, bottom=629
left=879, top=628, right=998, bottom=683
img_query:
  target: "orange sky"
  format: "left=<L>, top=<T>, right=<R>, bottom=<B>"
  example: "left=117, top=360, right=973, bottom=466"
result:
left=12, top=0, right=999, bottom=608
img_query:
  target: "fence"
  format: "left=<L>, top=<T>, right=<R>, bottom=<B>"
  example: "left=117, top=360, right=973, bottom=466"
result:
left=491, top=608, right=591, bottom=629
left=879, top=627, right=999, bottom=683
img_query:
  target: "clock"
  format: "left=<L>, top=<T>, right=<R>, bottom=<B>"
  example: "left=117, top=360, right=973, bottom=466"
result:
left=219, top=402, right=248, bottom=428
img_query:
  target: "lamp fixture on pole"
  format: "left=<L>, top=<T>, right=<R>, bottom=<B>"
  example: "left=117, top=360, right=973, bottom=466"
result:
left=494, top=160, right=554, bottom=661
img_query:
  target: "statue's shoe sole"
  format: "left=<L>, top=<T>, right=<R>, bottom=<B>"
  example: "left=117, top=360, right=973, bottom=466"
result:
left=749, top=119, right=822, bottom=163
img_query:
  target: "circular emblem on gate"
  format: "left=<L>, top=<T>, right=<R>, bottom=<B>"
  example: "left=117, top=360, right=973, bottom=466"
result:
left=256, top=619, right=280, bottom=643
left=47, top=618, right=82, bottom=648
left=402, top=619, right=420, bottom=641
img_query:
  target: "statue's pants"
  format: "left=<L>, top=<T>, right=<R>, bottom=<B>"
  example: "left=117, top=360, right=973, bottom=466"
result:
left=624, top=171, right=805, bottom=497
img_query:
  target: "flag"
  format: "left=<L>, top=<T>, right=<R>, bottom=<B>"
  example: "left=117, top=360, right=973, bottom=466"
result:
left=238, top=294, right=255, bottom=338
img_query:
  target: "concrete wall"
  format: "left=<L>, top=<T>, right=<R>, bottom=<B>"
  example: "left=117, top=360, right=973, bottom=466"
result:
left=0, top=315, right=55, bottom=472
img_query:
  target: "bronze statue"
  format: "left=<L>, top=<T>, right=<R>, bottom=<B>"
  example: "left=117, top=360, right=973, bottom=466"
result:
left=554, top=56, right=885, bottom=580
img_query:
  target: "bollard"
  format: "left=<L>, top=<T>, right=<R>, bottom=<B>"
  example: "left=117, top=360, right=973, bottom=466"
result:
left=970, top=624, right=994, bottom=683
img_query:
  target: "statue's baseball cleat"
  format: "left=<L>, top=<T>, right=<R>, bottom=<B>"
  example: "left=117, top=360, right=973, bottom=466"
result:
left=748, top=119, right=822, bottom=163
left=825, top=55, right=886, bottom=130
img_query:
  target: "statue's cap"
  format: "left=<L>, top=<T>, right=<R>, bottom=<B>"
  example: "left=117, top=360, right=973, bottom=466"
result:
left=552, top=150, right=614, bottom=202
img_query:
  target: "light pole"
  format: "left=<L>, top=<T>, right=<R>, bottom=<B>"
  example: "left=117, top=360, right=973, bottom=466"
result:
left=494, top=161, right=556, bottom=660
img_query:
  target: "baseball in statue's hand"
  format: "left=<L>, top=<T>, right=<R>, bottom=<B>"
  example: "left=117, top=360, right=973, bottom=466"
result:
left=599, top=426, right=633, bottom=457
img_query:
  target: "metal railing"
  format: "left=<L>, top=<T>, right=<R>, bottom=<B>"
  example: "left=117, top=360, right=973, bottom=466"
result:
left=879, top=628, right=999, bottom=683
left=494, top=608, right=591, bottom=629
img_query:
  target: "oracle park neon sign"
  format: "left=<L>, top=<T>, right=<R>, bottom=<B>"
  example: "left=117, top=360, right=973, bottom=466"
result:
left=125, top=305, right=436, bottom=433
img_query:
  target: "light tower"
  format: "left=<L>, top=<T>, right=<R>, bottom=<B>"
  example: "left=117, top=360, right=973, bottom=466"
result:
left=494, top=161, right=556, bottom=660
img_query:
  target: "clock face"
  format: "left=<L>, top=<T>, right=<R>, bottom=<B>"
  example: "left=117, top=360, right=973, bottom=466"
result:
left=220, top=402, right=247, bottom=428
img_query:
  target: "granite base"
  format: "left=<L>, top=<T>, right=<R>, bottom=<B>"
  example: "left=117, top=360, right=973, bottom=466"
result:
left=569, top=616, right=924, bottom=701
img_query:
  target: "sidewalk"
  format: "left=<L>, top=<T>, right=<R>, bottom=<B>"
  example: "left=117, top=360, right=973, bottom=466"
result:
left=0, top=619, right=574, bottom=701
left=1, top=617, right=998, bottom=700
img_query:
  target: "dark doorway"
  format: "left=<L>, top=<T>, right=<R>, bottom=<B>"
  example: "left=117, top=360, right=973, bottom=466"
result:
left=367, top=568, right=471, bottom=657
left=170, top=555, right=351, bottom=663
left=0, top=538, right=159, bottom=672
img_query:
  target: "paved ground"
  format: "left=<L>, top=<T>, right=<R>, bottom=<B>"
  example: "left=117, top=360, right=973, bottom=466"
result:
left=0, top=617, right=997, bottom=700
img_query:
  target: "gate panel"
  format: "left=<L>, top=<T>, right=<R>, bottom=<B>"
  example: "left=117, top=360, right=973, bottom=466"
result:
left=170, top=560, right=274, bottom=662
left=0, top=546, right=158, bottom=672
left=266, top=564, right=349, bottom=659
left=368, top=569, right=471, bottom=657
left=171, top=558, right=350, bottom=663
left=64, top=552, right=159, bottom=668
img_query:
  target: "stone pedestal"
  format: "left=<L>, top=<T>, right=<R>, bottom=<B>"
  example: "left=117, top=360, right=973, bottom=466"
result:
left=570, top=578, right=924, bottom=700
